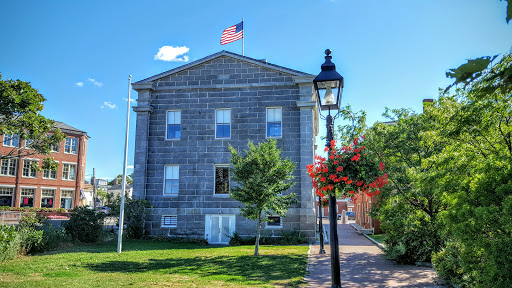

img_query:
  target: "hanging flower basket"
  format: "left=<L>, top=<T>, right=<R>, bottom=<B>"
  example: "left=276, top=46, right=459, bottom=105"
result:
left=307, top=136, right=388, bottom=202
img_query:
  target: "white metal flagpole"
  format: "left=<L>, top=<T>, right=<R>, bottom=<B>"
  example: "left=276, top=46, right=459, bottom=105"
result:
left=117, top=75, right=132, bottom=254
left=242, top=18, right=244, bottom=56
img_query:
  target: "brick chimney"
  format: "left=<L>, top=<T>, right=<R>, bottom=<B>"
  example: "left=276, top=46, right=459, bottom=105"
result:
left=423, top=99, right=433, bottom=113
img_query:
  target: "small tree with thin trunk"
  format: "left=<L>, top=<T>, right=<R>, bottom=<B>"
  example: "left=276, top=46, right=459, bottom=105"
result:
left=229, top=140, right=296, bottom=256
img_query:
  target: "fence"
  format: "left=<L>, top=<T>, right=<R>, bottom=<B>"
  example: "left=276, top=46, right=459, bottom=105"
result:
left=0, top=211, right=23, bottom=225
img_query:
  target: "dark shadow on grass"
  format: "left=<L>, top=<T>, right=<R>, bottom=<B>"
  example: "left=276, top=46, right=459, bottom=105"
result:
left=84, top=254, right=307, bottom=286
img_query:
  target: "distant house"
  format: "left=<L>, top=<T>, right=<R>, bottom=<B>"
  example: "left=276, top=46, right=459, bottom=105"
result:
left=107, top=183, right=133, bottom=199
left=317, top=198, right=353, bottom=218
left=131, top=50, right=319, bottom=243
left=0, top=122, right=89, bottom=210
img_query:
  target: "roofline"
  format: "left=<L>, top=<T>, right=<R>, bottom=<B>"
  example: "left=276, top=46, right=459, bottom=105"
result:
left=134, top=50, right=314, bottom=85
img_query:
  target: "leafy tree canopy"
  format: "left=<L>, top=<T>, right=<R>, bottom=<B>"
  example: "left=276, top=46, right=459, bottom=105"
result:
left=0, top=74, right=65, bottom=170
left=229, top=140, right=296, bottom=255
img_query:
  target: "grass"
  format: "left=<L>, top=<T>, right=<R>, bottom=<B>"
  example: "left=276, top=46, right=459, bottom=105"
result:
left=0, top=240, right=309, bottom=288
left=368, top=234, right=388, bottom=244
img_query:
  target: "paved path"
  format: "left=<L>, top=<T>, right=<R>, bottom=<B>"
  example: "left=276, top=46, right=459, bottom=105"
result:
left=305, top=222, right=443, bottom=288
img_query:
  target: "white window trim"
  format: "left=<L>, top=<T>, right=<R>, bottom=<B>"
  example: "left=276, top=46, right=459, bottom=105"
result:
left=0, top=185, right=15, bottom=188
left=265, top=216, right=283, bottom=229
left=62, top=163, right=76, bottom=181
left=266, top=107, right=283, bottom=139
left=0, top=158, right=17, bottom=177
left=42, top=161, right=59, bottom=180
left=22, top=159, right=38, bottom=179
left=161, top=215, right=178, bottom=228
left=165, top=110, right=181, bottom=141
left=215, top=108, right=231, bottom=140
left=163, top=165, right=179, bottom=196
left=64, top=138, right=78, bottom=154
left=41, top=187, right=57, bottom=190
left=3, top=134, right=19, bottom=148
left=213, top=164, right=230, bottom=196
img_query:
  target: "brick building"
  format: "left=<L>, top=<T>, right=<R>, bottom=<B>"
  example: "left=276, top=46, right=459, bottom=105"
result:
left=0, top=122, right=88, bottom=209
left=317, top=198, right=353, bottom=217
left=131, top=50, right=319, bottom=243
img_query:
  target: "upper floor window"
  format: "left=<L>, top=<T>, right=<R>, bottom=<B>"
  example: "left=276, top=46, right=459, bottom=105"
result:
left=164, top=165, right=179, bottom=195
left=215, top=109, right=231, bottom=139
left=166, top=110, right=181, bottom=140
left=215, top=165, right=229, bottom=195
left=3, top=134, right=19, bottom=147
left=43, top=166, right=57, bottom=180
left=62, top=163, right=76, bottom=180
left=0, top=159, right=17, bottom=177
left=22, top=160, right=38, bottom=178
left=25, top=139, right=33, bottom=148
left=266, top=107, right=282, bottom=138
left=64, top=138, right=77, bottom=154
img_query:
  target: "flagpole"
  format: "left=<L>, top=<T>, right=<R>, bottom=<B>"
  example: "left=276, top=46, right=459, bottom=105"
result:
left=117, top=75, right=131, bottom=254
left=242, top=18, right=244, bottom=56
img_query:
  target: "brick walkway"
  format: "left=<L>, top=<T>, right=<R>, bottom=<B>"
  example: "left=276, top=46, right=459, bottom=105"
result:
left=305, top=222, right=443, bottom=288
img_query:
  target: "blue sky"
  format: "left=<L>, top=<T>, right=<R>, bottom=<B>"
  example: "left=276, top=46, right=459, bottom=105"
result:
left=1, top=0, right=511, bottom=181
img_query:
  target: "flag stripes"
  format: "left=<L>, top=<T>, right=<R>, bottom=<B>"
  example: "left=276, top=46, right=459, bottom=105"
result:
left=220, top=21, right=243, bottom=45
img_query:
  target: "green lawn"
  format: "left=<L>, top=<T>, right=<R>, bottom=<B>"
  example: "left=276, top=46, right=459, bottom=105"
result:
left=0, top=240, right=309, bottom=288
left=368, top=234, right=387, bottom=244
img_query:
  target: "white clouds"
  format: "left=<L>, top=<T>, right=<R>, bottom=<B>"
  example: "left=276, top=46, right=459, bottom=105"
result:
left=100, top=102, right=117, bottom=109
left=123, top=97, right=137, bottom=104
left=76, top=82, right=84, bottom=87
left=154, top=46, right=190, bottom=62
left=88, top=78, right=103, bottom=87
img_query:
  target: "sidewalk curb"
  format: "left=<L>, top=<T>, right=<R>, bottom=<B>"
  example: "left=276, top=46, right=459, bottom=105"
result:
left=305, top=244, right=312, bottom=277
left=363, top=234, right=386, bottom=250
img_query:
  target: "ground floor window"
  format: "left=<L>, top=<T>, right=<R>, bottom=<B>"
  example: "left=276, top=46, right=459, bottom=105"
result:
left=0, top=187, right=13, bottom=206
left=60, top=190, right=73, bottom=210
left=266, top=216, right=282, bottom=228
left=215, top=165, right=229, bottom=195
left=161, top=215, right=177, bottom=228
left=20, top=188, right=35, bottom=207
left=41, top=189, right=55, bottom=208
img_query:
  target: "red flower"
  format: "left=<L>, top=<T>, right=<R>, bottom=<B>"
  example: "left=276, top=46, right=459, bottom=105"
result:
left=336, top=166, right=343, bottom=172
left=379, top=162, right=385, bottom=171
left=353, top=138, right=359, bottom=145
left=324, top=147, right=329, bottom=152
left=327, top=184, right=334, bottom=191
left=334, top=160, right=338, bottom=165
left=346, top=180, right=353, bottom=184
left=348, top=190, right=354, bottom=194
left=320, top=177, right=326, bottom=183
left=366, top=192, right=373, bottom=197
left=351, top=154, right=361, bottom=162
left=361, top=134, right=366, bottom=139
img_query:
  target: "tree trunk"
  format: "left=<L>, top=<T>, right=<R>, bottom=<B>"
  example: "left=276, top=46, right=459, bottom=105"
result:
left=254, top=214, right=261, bottom=256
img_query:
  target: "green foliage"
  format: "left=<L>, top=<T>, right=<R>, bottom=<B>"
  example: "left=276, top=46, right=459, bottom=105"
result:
left=0, top=74, right=65, bottom=170
left=229, top=140, right=297, bottom=255
left=0, top=225, right=20, bottom=261
left=229, top=231, right=308, bottom=246
left=108, top=173, right=133, bottom=185
left=124, top=199, right=152, bottom=239
left=38, top=224, right=71, bottom=252
left=0, top=206, right=67, bottom=213
left=64, top=207, right=105, bottom=243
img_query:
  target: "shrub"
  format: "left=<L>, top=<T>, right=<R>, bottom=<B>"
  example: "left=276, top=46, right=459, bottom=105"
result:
left=124, top=199, right=151, bottom=239
left=64, top=206, right=105, bottom=243
left=38, top=224, right=71, bottom=252
left=0, top=225, right=20, bottom=261
left=229, top=231, right=308, bottom=246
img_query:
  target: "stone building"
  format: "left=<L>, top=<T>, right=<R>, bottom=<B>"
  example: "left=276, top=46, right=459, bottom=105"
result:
left=131, top=50, right=319, bottom=243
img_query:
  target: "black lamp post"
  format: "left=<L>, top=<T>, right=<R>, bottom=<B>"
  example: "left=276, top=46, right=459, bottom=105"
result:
left=318, top=194, right=326, bottom=254
left=313, top=49, right=344, bottom=288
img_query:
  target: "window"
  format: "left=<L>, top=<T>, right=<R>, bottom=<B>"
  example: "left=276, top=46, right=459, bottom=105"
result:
left=41, top=189, right=55, bottom=208
left=166, top=110, right=181, bottom=139
left=25, top=139, right=33, bottom=148
left=22, top=160, right=38, bottom=178
left=0, top=187, right=13, bottom=206
left=161, top=215, right=177, bottom=228
left=60, top=190, right=73, bottom=210
left=64, top=138, right=77, bottom=154
left=20, top=188, right=35, bottom=207
left=0, top=159, right=17, bottom=176
left=266, top=107, right=282, bottom=138
left=3, top=134, right=19, bottom=147
left=164, top=165, right=179, bottom=195
left=50, top=143, right=59, bottom=153
left=43, top=166, right=57, bottom=180
left=266, top=216, right=282, bottom=228
left=215, top=165, right=229, bottom=195
left=215, top=109, right=231, bottom=139
left=62, top=163, right=76, bottom=180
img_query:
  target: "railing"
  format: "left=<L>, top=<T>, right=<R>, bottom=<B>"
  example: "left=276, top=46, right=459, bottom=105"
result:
left=0, top=211, right=23, bottom=225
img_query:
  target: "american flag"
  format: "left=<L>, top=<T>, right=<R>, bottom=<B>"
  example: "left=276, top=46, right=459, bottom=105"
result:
left=220, top=21, right=243, bottom=45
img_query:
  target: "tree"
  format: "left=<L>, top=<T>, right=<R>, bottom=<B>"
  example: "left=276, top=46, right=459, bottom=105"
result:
left=229, top=140, right=296, bottom=256
left=429, top=52, right=512, bottom=287
left=108, top=173, right=133, bottom=185
left=364, top=108, right=448, bottom=263
left=0, top=74, right=64, bottom=171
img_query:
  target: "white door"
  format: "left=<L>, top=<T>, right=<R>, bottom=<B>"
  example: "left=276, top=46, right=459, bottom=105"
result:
left=205, top=215, right=235, bottom=244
